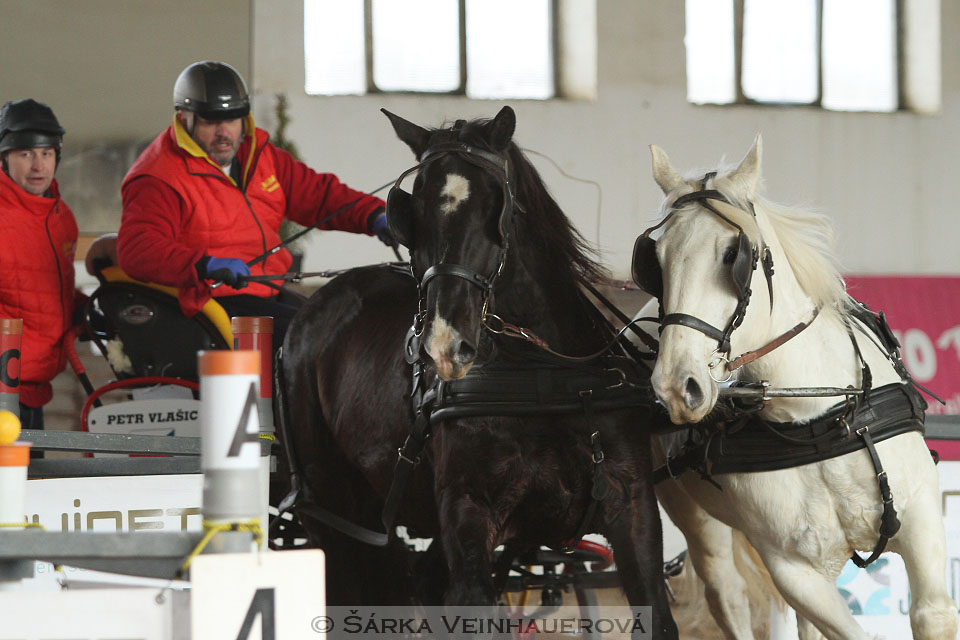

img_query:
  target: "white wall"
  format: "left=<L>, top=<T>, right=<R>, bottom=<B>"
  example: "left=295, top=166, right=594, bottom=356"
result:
left=0, top=0, right=251, bottom=143
left=2, top=1, right=955, bottom=279
left=252, top=0, right=959, bottom=279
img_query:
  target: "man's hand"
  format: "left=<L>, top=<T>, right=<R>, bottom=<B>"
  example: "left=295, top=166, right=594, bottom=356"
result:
left=371, top=212, right=394, bottom=247
left=197, top=256, right=250, bottom=289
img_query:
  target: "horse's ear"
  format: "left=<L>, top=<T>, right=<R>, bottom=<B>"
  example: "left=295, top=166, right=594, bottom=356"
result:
left=382, top=108, right=431, bottom=158
left=650, top=145, right=685, bottom=195
left=486, top=106, right=516, bottom=152
left=730, top=134, right=762, bottom=197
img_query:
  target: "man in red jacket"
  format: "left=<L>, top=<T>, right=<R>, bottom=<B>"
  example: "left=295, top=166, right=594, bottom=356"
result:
left=117, top=61, right=389, bottom=346
left=0, top=99, right=81, bottom=440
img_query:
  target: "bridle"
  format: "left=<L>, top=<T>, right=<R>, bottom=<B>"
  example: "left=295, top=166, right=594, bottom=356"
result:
left=385, top=124, right=519, bottom=338
left=632, top=173, right=812, bottom=379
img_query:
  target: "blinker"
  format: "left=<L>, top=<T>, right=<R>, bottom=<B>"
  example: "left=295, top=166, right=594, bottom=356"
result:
left=386, top=186, right=415, bottom=248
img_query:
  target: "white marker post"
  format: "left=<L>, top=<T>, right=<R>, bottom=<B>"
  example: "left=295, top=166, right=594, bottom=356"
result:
left=198, top=350, right=262, bottom=554
left=0, top=409, right=31, bottom=589
left=231, top=317, right=274, bottom=530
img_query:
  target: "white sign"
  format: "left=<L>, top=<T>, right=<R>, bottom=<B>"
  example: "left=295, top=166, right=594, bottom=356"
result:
left=24, top=474, right=203, bottom=532
left=20, top=474, right=202, bottom=591
left=87, top=397, right=201, bottom=436
left=0, top=588, right=176, bottom=639
left=191, top=550, right=326, bottom=640
left=202, top=375, right=261, bottom=471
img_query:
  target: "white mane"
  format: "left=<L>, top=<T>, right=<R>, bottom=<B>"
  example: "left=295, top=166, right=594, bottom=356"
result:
left=708, top=165, right=851, bottom=315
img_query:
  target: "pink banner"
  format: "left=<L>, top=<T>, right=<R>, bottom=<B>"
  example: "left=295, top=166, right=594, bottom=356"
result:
left=845, top=276, right=960, bottom=414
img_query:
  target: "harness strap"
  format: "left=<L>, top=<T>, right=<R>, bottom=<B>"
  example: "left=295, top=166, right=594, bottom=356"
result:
left=272, top=346, right=393, bottom=547
left=422, top=263, right=495, bottom=292
left=297, top=502, right=389, bottom=547
left=850, top=426, right=901, bottom=568
left=581, top=280, right=659, bottom=357
left=381, top=407, right=433, bottom=534
left=660, top=313, right=731, bottom=353
left=560, top=394, right=611, bottom=551
left=725, top=309, right=819, bottom=371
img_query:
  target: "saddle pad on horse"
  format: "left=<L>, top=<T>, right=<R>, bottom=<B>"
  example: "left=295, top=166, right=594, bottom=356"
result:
left=429, top=356, right=653, bottom=422
left=708, top=382, right=926, bottom=474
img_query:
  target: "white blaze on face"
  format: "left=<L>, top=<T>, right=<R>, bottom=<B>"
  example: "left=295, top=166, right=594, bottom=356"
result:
left=439, top=173, right=470, bottom=214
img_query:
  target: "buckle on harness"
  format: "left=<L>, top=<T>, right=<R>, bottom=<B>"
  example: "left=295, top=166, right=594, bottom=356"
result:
left=397, top=448, right=421, bottom=466
left=590, top=430, right=604, bottom=463
left=606, top=366, right=627, bottom=390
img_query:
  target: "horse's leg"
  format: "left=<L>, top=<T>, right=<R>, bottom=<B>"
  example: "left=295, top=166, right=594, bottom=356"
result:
left=604, top=478, right=680, bottom=639
left=758, top=549, right=870, bottom=640
left=657, top=480, right=757, bottom=640
left=889, top=471, right=958, bottom=639
left=795, top=614, right=827, bottom=640
left=437, top=491, right=497, bottom=607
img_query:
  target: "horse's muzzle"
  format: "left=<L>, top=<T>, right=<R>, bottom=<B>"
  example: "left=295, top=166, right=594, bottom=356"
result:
left=425, top=315, right=477, bottom=381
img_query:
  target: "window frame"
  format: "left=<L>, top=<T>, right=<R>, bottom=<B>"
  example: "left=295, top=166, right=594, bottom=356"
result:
left=720, top=0, right=905, bottom=110
left=358, top=0, right=560, bottom=98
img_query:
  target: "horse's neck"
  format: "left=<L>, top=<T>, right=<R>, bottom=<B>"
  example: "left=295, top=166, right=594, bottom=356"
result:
left=738, top=250, right=901, bottom=423
left=495, top=256, right=602, bottom=353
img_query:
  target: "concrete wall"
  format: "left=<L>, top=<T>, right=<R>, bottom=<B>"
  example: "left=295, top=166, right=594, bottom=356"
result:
left=2, top=1, right=956, bottom=277
left=0, top=0, right=251, bottom=232
left=252, top=0, right=959, bottom=278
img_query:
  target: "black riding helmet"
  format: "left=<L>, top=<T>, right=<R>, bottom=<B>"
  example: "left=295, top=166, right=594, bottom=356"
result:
left=0, top=99, right=65, bottom=157
left=174, top=61, right=250, bottom=122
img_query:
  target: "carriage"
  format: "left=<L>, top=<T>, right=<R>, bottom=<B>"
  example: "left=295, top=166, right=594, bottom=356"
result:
left=33, top=108, right=957, bottom=639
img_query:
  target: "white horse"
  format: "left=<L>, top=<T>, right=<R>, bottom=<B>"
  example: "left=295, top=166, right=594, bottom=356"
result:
left=634, top=137, right=957, bottom=640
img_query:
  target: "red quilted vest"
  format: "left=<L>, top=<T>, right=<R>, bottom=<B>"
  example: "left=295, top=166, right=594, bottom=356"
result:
left=0, top=172, right=77, bottom=407
left=121, top=116, right=291, bottom=300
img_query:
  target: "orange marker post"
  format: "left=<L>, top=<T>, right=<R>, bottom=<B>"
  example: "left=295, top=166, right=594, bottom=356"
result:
left=230, top=317, right=274, bottom=435
left=0, top=319, right=23, bottom=418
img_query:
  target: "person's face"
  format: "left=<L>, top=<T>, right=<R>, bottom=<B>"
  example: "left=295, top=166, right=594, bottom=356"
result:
left=5, top=147, right=57, bottom=196
left=184, top=113, right=243, bottom=166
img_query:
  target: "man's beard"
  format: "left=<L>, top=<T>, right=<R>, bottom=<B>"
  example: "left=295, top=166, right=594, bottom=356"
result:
left=204, top=136, right=241, bottom=166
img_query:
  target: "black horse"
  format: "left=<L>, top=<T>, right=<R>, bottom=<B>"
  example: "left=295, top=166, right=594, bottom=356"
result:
left=279, top=106, right=676, bottom=636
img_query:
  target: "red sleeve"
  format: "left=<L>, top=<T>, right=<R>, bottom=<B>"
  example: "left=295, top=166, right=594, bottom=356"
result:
left=271, top=145, right=385, bottom=234
left=117, top=176, right=208, bottom=296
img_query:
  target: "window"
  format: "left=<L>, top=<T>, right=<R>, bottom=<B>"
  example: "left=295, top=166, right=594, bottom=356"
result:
left=304, top=0, right=556, bottom=99
left=685, top=0, right=940, bottom=113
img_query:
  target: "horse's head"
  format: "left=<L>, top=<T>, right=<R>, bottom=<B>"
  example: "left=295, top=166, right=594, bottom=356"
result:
left=383, top=106, right=518, bottom=381
left=637, top=137, right=776, bottom=423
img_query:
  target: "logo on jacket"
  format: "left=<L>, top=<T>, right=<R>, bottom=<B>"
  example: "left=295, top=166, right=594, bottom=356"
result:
left=261, top=175, right=280, bottom=193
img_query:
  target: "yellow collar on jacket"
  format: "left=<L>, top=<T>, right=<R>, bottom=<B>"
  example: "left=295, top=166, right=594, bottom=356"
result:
left=172, top=113, right=258, bottom=188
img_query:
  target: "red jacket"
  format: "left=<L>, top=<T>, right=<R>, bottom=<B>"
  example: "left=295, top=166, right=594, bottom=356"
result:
left=118, top=115, right=384, bottom=316
left=0, top=171, right=78, bottom=407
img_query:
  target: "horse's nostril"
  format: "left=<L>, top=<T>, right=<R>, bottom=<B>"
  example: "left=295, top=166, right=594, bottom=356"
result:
left=456, top=340, right=477, bottom=364
left=683, top=377, right=704, bottom=410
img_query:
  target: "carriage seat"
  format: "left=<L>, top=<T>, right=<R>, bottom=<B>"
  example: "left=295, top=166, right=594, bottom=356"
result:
left=86, top=265, right=233, bottom=381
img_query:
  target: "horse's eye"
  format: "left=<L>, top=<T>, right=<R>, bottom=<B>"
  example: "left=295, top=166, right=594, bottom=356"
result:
left=722, top=245, right=738, bottom=264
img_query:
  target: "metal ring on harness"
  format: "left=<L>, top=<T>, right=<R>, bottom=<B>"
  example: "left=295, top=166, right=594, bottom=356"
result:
left=708, top=350, right=734, bottom=383
left=397, top=447, right=421, bottom=465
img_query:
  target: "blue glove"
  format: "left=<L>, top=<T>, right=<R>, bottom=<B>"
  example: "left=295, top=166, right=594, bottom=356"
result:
left=198, top=256, right=250, bottom=289
left=371, top=212, right=394, bottom=247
